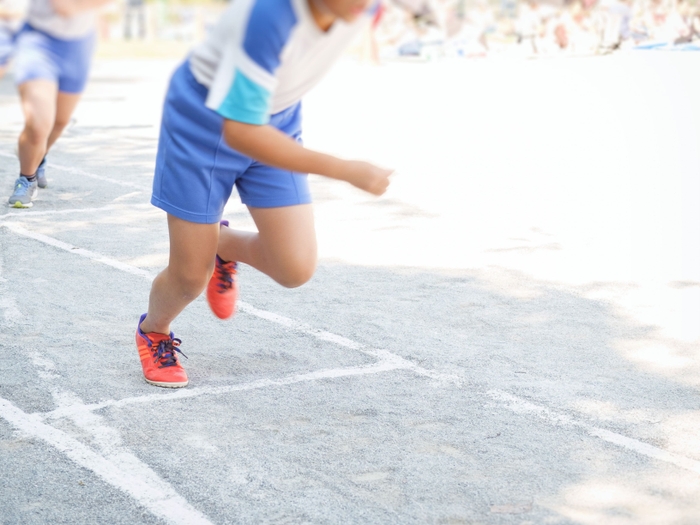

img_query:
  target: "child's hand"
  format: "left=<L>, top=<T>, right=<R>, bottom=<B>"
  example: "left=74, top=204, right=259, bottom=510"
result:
left=340, top=161, right=393, bottom=196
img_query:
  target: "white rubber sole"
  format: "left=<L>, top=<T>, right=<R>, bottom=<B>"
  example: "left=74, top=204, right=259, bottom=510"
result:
left=10, top=201, right=33, bottom=209
left=145, top=378, right=189, bottom=388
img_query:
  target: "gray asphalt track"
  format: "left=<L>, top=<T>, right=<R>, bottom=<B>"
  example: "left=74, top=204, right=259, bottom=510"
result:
left=1, top=53, right=699, bottom=524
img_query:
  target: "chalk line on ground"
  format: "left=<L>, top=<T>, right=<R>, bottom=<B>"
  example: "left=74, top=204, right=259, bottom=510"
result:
left=49, top=162, right=150, bottom=190
left=489, top=390, right=700, bottom=477
left=2, top=222, right=154, bottom=279
left=43, top=359, right=412, bottom=420
left=0, top=394, right=214, bottom=525
left=6, top=220, right=700, bottom=480
left=22, top=352, right=214, bottom=525
left=0, top=204, right=121, bottom=222
left=2, top=221, right=460, bottom=385
left=0, top=150, right=149, bottom=190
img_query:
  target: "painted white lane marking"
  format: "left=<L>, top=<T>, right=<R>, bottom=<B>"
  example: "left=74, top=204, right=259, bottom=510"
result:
left=4, top=216, right=700, bottom=479
left=0, top=395, right=214, bottom=525
left=2, top=222, right=460, bottom=385
left=489, top=390, right=700, bottom=476
left=49, top=162, right=149, bottom=190
left=44, top=359, right=411, bottom=420
left=236, top=302, right=363, bottom=350
left=236, top=302, right=459, bottom=383
left=0, top=205, right=121, bottom=222
left=2, top=222, right=153, bottom=279
left=0, top=151, right=149, bottom=190
left=26, top=354, right=213, bottom=525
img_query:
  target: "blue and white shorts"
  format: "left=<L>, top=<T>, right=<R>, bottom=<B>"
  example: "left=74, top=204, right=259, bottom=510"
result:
left=0, top=26, right=15, bottom=66
left=151, top=61, right=312, bottom=224
left=13, top=23, right=95, bottom=93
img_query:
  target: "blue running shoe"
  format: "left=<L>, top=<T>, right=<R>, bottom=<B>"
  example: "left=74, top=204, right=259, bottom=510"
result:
left=8, top=177, right=38, bottom=208
left=36, top=157, right=48, bottom=189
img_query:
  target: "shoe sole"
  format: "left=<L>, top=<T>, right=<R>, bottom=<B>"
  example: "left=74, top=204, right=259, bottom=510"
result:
left=145, top=378, right=189, bottom=388
left=209, top=305, right=235, bottom=320
left=10, top=201, right=33, bottom=208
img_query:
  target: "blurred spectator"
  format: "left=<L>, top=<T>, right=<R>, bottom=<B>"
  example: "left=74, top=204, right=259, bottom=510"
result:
left=358, top=2, right=387, bottom=64
left=516, top=0, right=547, bottom=53
left=123, top=0, right=145, bottom=40
left=605, top=0, right=633, bottom=47
left=444, top=0, right=495, bottom=56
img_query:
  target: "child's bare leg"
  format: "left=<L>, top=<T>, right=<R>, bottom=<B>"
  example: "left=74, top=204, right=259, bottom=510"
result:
left=218, top=204, right=317, bottom=288
left=140, top=214, right=219, bottom=335
left=18, top=80, right=58, bottom=175
left=46, top=91, right=82, bottom=150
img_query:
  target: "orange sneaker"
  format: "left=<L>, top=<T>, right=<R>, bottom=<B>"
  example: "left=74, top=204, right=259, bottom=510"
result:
left=206, top=221, right=239, bottom=320
left=135, top=313, right=189, bottom=388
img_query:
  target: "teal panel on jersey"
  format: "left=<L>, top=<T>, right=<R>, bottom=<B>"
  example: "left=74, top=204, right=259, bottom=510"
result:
left=217, top=68, right=272, bottom=125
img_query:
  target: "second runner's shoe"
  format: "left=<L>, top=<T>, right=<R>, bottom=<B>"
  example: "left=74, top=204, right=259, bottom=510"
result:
left=135, top=313, right=189, bottom=388
left=206, top=220, right=239, bottom=320
left=36, top=157, right=48, bottom=189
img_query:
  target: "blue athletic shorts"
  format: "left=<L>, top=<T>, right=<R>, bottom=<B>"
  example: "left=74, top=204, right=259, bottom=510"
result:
left=151, top=60, right=312, bottom=224
left=0, top=26, right=15, bottom=66
left=13, top=23, right=95, bottom=93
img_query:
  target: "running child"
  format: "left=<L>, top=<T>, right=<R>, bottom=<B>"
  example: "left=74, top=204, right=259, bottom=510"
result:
left=7, top=0, right=111, bottom=208
left=136, top=0, right=393, bottom=388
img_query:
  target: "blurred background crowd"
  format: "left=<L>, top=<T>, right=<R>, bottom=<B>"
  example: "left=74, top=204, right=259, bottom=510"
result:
left=2, top=0, right=700, bottom=62
left=376, top=0, right=700, bottom=59
left=109, top=0, right=700, bottom=59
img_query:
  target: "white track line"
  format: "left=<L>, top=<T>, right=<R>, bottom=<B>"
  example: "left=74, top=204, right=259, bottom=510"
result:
left=0, top=151, right=149, bottom=190
left=0, top=395, right=214, bottom=525
left=489, top=390, right=700, bottom=477
left=8, top=222, right=698, bottom=479
left=1, top=221, right=460, bottom=385
left=0, top=204, right=120, bottom=222
left=2, top=222, right=153, bottom=278
left=44, top=359, right=411, bottom=420
left=50, top=162, right=149, bottom=190
left=236, top=302, right=459, bottom=383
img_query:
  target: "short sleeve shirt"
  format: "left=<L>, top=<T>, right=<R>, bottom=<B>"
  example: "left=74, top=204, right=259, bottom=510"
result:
left=27, top=0, right=96, bottom=39
left=189, top=0, right=375, bottom=125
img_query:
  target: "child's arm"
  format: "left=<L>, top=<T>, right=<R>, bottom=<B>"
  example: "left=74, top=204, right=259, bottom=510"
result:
left=224, top=120, right=392, bottom=196
left=51, top=0, right=113, bottom=17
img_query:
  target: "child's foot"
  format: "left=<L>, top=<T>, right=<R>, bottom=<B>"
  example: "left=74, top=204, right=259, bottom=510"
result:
left=206, top=220, right=239, bottom=320
left=135, top=313, right=189, bottom=388
left=8, top=177, right=38, bottom=208
left=36, top=157, right=48, bottom=189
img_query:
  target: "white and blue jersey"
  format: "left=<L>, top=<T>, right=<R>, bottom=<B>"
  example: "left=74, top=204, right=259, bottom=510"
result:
left=189, top=0, right=375, bottom=125
left=12, top=0, right=97, bottom=92
left=152, top=0, right=376, bottom=222
left=26, top=0, right=96, bottom=39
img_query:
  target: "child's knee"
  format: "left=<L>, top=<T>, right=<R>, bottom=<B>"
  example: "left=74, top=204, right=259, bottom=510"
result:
left=277, top=257, right=316, bottom=288
left=172, top=267, right=212, bottom=299
left=23, top=115, right=52, bottom=144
